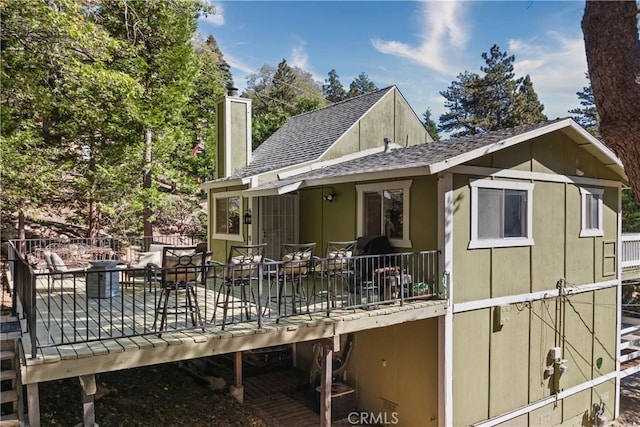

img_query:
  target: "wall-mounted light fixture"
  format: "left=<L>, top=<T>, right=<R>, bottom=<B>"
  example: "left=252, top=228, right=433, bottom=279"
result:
left=323, top=190, right=336, bottom=202
left=243, top=210, right=252, bottom=224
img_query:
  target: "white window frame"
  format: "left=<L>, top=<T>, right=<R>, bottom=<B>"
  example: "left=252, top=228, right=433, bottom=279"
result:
left=212, top=191, right=245, bottom=242
left=579, top=187, right=604, bottom=237
left=356, top=180, right=412, bottom=248
left=469, top=179, right=535, bottom=249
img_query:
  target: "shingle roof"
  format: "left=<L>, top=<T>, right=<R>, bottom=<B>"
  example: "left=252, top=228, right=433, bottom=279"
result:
left=235, top=86, right=395, bottom=179
left=247, top=119, right=573, bottom=191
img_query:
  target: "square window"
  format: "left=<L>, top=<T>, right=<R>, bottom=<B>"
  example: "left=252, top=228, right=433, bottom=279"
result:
left=579, top=187, right=604, bottom=237
left=469, top=180, right=534, bottom=249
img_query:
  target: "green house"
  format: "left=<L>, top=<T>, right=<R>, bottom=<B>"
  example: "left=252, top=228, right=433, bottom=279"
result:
left=203, top=85, right=631, bottom=426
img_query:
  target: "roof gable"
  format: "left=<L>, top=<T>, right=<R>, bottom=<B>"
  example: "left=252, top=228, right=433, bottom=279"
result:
left=239, top=86, right=395, bottom=177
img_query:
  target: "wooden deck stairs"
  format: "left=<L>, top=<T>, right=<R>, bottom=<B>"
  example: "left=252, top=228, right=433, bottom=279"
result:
left=0, top=316, right=24, bottom=427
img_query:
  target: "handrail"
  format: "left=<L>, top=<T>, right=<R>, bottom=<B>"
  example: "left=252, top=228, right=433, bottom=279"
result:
left=9, top=247, right=442, bottom=356
left=622, top=233, right=640, bottom=268
left=7, top=241, right=38, bottom=358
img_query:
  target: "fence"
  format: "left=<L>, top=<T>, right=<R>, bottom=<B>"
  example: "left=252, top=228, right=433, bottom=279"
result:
left=6, top=241, right=441, bottom=358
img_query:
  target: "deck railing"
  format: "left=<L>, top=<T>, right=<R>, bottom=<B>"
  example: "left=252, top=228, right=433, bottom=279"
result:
left=7, top=241, right=441, bottom=358
left=12, top=235, right=204, bottom=272
left=622, top=233, right=640, bottom=269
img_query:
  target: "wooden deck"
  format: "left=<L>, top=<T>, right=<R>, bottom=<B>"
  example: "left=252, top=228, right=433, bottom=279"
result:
left=19, top=274, right=447, bottom=384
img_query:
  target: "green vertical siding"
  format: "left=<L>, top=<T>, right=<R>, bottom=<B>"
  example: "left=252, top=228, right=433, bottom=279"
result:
left=452, top=309, right=490, bottom=426
left=528, top=300, right=558, bottom=402
left=488, top=304, right=530, bottom=417
left=593, top=287, right=617, bottom=377
left=350, top=319, right=439, bottom=427
left=561, top=292, right=594, bottom=390
left=531, top=182, right=565, bottom=292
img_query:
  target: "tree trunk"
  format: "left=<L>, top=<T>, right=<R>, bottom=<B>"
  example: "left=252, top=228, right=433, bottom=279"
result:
left=143, top=128, right=153, bottom=240
left=88, top=199, right=101, bottom=242
left=582, top=1, right=640, bottom=201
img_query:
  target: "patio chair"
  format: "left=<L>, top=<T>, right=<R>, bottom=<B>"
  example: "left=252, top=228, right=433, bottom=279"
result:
left=43, top=250, right=87, bottom=282
left=276, top=242, right=316, bottom=320
left=211, top=243, right=266, bottom=329
left=315, top=240, right=356, bottom=308
left=153, top=246, right=211, bottom=334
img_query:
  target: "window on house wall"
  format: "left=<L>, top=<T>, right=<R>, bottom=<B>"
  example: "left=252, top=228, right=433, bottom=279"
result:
left=356, top=180, right=412, bottom=248
left=213, top=193, right=242, bottom=240
left=579, top=187, right=604, bottom=237
left=469, top=180, right=534, bottom=249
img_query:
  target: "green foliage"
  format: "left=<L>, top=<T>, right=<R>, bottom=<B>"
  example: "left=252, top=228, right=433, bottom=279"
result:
left=439, top=44, right=546, bottom=137
left=244, top=59, right=325, bottom=146
left=568, top=74, right=600, bottom=136
left=323, top=69, right=347, bottom=102
left=422, top=108, right=440, bottom=141
left=623, top=190, right=640, bottom=232
left=347, top=72, right=378, bottom=98
left=1, top=0, right=226, bottom=238
left=252, top=113, right=289, bottom=149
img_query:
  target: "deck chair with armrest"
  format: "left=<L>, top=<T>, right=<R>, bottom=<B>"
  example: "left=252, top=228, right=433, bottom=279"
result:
left=43, top=251, right=87, bottom=282
left=153, top=246, right=212, bottom=335
left=315, top=240, right=356, bottom=309
left=276, top=242, right=316, bottom=320
left=211, top=243, right=266, bottom=329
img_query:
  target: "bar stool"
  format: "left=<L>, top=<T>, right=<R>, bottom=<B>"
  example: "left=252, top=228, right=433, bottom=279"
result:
left=211, top=244, right=266, bottom=329
left=153, top=246, right=211, bottom=335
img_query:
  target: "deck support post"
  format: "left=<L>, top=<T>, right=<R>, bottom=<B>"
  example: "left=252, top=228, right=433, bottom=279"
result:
left=320, top=335, right=339, bottom=427
left=79, top=374, right=97, bottom=427
left=27, top=383, right=40, bottom=427
left=230, top=351, right=244, bottom=404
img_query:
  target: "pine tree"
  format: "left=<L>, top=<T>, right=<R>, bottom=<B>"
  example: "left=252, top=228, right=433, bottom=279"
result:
left=513, top=75, right=547, bottom=125
left=439, top=45, right=546, bottom=137
left=422, top=108, right=440, bottom=141
left=271, top=59, right=298, bottom=112
left=569, top=74, right=600, bottom=136
left=438, top=71, right=482, bottom=137
left=323, top=69, right=347, bottom=102
left=347, top=72, right=378, bottom=98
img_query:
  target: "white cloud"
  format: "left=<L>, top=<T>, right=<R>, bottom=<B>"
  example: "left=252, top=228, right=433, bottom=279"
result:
left=289, top=41, right=323, bottom=83
left=224, top=53, right=258, bottom=80
left=372, top=1, right=470, bottom=75
left=201, top=2, right=224, bottom=26
left=509, top=31, right=588, bottom=119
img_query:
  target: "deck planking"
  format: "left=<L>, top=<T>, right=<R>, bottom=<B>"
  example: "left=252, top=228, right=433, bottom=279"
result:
left=20, top=275, right=446, bottom=383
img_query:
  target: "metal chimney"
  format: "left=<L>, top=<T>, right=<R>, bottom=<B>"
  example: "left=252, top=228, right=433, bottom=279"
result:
left=227, top=84, right=239, bottom=97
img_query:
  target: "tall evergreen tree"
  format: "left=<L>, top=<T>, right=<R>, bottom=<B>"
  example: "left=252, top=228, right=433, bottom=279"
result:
left=422, top=108, right=440, bottom=141
left=244, top=59, right=325, bottom=146
left=347, top=72, right=378, bottom=98
left=271, top=59, right=298, bottom=112
left=93, top=0, right=208, bottom=237
left=569, top=74, right=600, bottom=136
left=438, top=71, right=482, bottom=137
left=323, top=69, right=347, bottom=102
left=513, top=74, right=547, bottom=125
left=439, top=45, right=546, bottom=137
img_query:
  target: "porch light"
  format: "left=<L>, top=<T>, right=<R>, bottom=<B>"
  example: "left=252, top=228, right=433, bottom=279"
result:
left=323, top=192, right=336, bottom=202
left=243, top=210, right=252, bottom=224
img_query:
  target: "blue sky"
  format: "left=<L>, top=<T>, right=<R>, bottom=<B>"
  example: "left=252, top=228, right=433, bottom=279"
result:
left=198, top=1, right=590, bottom=126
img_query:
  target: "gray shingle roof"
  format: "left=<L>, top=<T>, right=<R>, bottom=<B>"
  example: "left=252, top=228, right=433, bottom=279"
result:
left=250, top=119, right=568, bottom=190
left=235, top=86, right=395, bottom=178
